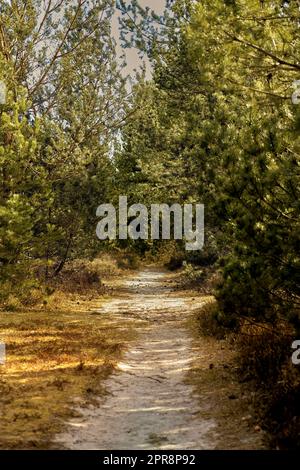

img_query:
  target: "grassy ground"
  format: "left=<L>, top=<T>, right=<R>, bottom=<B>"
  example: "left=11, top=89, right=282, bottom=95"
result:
left=0, top=257, right=137, bottom=449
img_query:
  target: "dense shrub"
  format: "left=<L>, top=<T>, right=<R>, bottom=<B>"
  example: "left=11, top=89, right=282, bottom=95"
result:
left=196, top=300, right=230, bottom=340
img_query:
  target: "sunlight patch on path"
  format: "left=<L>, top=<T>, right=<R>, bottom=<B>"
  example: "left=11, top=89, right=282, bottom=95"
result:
left=55, top=269, right=216, bottom=450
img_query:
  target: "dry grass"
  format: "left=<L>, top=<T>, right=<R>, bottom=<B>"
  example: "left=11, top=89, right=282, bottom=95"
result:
left=185, top=301, right=267, bottom=450
left=236, top=321, right=300, bottom=449
left=0, top=255, right=137, bottom=449
left=0, top=307, right=136, bottom=449
left=187, top=297, right=300, bottom=449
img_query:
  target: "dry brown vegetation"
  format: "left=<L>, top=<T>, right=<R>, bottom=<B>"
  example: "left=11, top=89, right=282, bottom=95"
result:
left=236, top=321, right=300, bottom=449
left=190, top=298, right=300, bottom=449
left=186, top=300, right=266, bottom=450
left=0, top=256, right=137, bottom=449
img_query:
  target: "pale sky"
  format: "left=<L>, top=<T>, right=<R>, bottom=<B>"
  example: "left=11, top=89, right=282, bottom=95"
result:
left=112, top=0, right=166, bottom=80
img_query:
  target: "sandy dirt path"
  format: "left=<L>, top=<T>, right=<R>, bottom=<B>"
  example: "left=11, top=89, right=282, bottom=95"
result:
left=55, top=269, right=262, bottom=450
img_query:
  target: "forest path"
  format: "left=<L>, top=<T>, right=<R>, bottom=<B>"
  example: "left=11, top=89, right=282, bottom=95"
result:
left=55, top=268, right=263, bottom=450
left=55, top=268, right=216, bottom=449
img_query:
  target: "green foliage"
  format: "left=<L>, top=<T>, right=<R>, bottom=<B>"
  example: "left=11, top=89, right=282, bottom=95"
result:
left=0, top=0, right=127, bottom=290
left=118, top=0, right=300, bottom=331
left=0, top=79, right=40, bottom=284
left=1, top=0, right=300, bottom=334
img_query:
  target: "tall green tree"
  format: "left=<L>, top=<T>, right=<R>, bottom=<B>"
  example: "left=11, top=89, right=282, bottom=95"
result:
left=0, top=0, right=128, bottom=286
